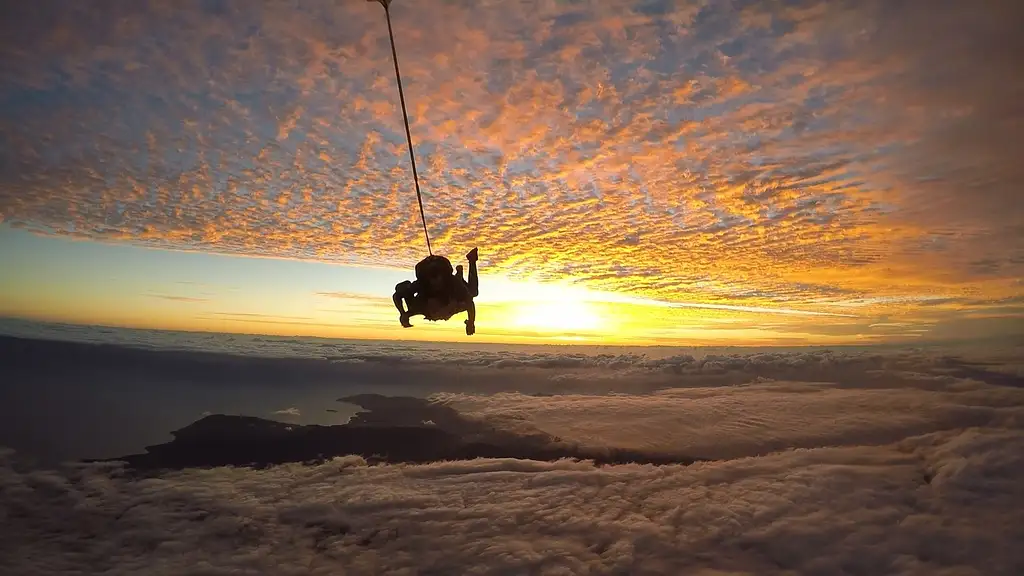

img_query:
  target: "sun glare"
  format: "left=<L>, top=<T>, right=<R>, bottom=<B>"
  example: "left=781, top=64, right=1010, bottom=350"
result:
left=480, top=276, right=625, bottom=336
left=512, top=299, right=605, bottom=333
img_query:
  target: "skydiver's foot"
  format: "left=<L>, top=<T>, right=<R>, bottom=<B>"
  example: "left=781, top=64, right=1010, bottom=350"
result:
left=465, top=319, right=475, bottom=335
left=466, top=247, right=478, bottom=263
left=400, top=314, right=412, bottom=328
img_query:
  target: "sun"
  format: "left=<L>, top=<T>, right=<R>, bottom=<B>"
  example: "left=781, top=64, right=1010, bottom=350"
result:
left=512, top=299, right=605, bottom=333
left=479, top=276, right=618, bottom=338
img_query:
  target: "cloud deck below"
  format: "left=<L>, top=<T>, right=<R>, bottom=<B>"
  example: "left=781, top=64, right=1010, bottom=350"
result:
left=3, top=426, right=1022, bottom=574
left=2, top=334, right=1024, bottom=573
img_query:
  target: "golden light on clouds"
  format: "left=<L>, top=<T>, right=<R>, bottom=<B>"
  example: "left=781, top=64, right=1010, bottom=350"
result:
left=0, top=0, right=1022, bottom=343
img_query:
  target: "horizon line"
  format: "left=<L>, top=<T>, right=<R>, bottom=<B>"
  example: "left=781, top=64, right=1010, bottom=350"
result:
left=0, top=314, right=1009, bottom=350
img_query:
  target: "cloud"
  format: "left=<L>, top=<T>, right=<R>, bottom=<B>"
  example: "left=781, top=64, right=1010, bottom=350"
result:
left=146, top=294, right=209, bottom=303
left=322, top=343, right=1024, bottom=386
left=5, top=322, right=1023, bottom=398
left=2, top=426, right=1022, bottom=574
left=432, top=379, right=1024, bottom=461
left=313, top=291, right=386, bottom=307
left=0, top=0, right=1020, bottom=329
left=198, top=311, right=346, bottom=330
left=3, top=334, right=1024, bottom=572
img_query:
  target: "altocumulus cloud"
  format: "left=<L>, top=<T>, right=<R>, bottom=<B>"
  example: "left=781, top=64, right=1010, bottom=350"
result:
left=0, top=0, right=1021, bottom=324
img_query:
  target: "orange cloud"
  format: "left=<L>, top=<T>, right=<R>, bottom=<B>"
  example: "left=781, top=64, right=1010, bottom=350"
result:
left=0, top=0, right=1021, bottom=340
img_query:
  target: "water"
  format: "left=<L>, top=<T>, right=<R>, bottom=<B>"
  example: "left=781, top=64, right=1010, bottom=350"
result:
left=1, top=317, right=1010, bottom=467
left=0, top=319, right=457, bottom=466
left=0, top=318, right=708, bottom=466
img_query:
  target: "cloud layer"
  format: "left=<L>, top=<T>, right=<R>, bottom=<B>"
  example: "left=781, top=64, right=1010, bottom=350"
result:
left=3, top=333, right=1024, bottom=572
left=3, top=428, right=1023, bottom=574
left=434, top=376, right=1024, bottom=460
left=1, top=0, right=1022, bottom=329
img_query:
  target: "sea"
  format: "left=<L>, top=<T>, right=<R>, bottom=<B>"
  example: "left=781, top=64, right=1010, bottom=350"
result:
left=0, top=316, right=1009, bottom=468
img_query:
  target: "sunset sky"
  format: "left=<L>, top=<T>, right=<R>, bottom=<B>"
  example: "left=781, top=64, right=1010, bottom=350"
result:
left=1, top=0, right=1021, bottom=345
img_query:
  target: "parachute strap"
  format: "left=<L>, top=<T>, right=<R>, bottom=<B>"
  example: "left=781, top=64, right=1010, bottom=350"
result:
left=368, top=0, right=432, bottom=256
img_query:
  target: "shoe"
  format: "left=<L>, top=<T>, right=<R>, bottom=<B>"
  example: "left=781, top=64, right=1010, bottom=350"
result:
left=400, top=314, right=412, bottom=328
left=465, top=319, right=475, bottom=335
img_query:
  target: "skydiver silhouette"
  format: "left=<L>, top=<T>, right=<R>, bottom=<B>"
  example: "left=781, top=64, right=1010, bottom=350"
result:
left=392, top=248, right=479, bottom=335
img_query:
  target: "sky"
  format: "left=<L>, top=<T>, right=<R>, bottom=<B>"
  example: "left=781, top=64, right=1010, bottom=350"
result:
left=0, top=0, right=1022, bottom=345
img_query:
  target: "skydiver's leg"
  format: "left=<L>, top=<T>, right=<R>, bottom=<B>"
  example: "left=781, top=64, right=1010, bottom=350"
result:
left=393, top=282, right=410, bottom=314
left=460, top=248, right=479, bottom=335
left=465, top=248, right=479, bottom=298
left=393, top=281, right=419, bottom=327
left=393, top=298, right=412, bottom=328
left=464, top=300, right=476, bottom=335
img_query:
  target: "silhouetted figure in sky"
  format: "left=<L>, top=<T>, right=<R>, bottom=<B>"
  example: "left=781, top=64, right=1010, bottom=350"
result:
left=393, top=248, right=479, bottom=335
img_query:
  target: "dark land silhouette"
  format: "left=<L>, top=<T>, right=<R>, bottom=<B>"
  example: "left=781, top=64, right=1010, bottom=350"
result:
left=97, top=394, right=709, bottom=472
left=3, top=332, right=1021, bottom=473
